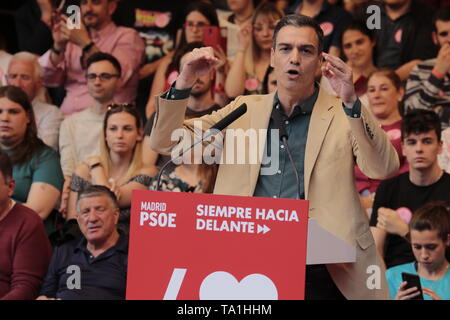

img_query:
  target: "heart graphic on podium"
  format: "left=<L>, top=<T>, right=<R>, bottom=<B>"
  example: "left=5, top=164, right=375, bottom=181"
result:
left=199, top=271, right=278, bottom=300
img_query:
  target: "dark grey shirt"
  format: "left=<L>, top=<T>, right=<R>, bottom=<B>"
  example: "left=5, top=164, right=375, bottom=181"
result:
left=253, top=89, right=318, bottom=199
left=165, top=84, right=361, bottom=200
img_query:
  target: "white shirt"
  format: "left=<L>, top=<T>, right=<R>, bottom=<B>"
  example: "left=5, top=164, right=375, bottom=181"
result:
left=32, top=98, right=63, bottom=151
left=0, top=50, right=12, bottom=86
left=59, top=107, right=105, bottom=177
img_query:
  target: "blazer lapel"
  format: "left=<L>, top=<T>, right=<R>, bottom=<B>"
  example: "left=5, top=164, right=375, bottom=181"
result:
left=248, top=92, right=276, bottom=195
left=304, top=88, right=336, bottom=199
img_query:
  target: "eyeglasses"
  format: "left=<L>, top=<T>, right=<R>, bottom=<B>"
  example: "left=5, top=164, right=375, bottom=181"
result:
left=6, top=74, right=32, bottom=81
left=86, top=73, right=120, bottom=81
left=183, top=21, right=210, bottom=29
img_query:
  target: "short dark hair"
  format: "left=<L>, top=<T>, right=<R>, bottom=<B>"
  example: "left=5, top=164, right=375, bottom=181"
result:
left=272, top=14, right=324, bottom=54
left=76, top=184, right=118, bottom=213
left=86, top=52, right=122, bottom=76
left=433, top=6, right=450, bottom=31
left=341, top=19, right=375, bottom=43
left=410, top=202, right=450, bottom=242
left=401, top=109, right=442, bottom=141
left=0, top=150, right=12, bottom=182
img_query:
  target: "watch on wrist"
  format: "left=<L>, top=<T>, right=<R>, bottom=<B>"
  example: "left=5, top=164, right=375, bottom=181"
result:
left=51, top=46, right=61, bottom=55
left=82, top=42, right=94, bottom=53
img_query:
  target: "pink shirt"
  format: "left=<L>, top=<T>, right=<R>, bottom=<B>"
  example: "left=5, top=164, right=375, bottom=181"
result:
left=354, top=120, right=409, bottom=194
left=39, top=22, right=144, bottom=116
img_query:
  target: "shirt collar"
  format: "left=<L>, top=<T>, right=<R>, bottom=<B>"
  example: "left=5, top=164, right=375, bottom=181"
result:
left=90, top=22, right=117, bottom=42
left=74, top=230, right=128, bottom=254
left=273, top=82, right=319, bottom=117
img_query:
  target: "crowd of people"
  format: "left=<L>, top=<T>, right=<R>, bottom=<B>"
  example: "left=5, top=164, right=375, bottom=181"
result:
left=0, top=0, right=450, bottom=300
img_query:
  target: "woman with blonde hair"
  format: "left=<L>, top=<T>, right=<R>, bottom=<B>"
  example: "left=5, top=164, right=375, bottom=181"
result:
left=225, top=1, right=283, bottom=97
left=67, top=104, right=155, bottom=232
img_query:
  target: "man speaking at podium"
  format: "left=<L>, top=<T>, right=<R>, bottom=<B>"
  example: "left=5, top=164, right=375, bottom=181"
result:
left=149, top=14, right=399, bottom=300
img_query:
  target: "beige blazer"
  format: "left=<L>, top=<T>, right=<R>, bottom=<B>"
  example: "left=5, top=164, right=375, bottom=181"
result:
left=150, top=88, right=400, bottom=300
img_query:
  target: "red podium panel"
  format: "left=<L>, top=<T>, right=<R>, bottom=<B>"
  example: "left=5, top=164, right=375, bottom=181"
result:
left=126, top=190, right=308, bottom=300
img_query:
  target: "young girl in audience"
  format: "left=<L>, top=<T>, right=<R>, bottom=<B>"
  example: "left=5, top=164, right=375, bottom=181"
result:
left=321, top=19, right=376, bottom=106
left=356, top=69, right=409, bottom=217
left=146, top=1, right=227, bottom=117
left=225, top=2, right=283, bottom=97
left=67, top=104, right=155, bottom=232
left=0, top=86, right=63, bottom=234
left=387, top=202, right=450, bottom=300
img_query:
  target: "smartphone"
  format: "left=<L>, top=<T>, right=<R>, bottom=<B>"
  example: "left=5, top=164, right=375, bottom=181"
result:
left=203, top=26, right=227, bottom=54
left=401, top=272, right=424, bottom=300
left=51, top=0, right=66, bottom=26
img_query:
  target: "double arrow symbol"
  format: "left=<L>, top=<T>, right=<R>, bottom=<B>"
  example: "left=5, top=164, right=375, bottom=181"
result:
left=257, top=224, right=270, bottom=234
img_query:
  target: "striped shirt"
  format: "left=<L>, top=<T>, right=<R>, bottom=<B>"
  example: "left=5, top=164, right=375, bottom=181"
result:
left=404, top=58, right=450, bottom=129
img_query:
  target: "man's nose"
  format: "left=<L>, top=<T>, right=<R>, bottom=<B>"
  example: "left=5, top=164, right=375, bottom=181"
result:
left=87, top=210, right=99, bottom=221
left=289, top=48, right=300, bottom=64
left=415, top=142, right=424, bottom=152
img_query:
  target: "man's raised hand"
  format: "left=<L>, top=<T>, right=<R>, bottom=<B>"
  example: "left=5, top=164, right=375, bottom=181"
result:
left=175, top=47, right=219, bottom=90
left=321, top=52, right=357, bottom=107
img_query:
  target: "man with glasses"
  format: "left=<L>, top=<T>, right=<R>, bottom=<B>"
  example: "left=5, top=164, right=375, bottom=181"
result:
left=405, top=6, right=450, bottom=130
left=6, top=52, right=63, bottom=150
left=58, top=52, right=121, bottom=216
left=38, top=0, right=144, bottom=117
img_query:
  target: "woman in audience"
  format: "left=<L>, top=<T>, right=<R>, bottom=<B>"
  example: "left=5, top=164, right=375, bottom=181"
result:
left=356, top=69, right=409, bottom=216
left=146, top=1, right=227, bottom=117
left=225, top=2, right=283, bottom=98
left=0, top=86, right=63, bottom=234
left=321, top=19, right=376, bottom=106
left=387, top=202, right=450, bottom=300
left=67, top=104, right=155, bottom=232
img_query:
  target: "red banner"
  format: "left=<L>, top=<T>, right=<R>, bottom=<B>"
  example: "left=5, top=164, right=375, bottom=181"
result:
left=126, top=190, right=308, bottom=300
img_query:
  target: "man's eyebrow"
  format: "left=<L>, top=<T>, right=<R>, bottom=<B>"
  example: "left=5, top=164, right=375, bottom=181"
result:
left=277, top=42, right=316, bottom=50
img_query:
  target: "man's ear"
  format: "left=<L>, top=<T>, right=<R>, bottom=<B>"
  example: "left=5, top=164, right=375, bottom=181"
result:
left=108, top=0, right=118, bottom=16
left=432, top=31, right=439, bottom=46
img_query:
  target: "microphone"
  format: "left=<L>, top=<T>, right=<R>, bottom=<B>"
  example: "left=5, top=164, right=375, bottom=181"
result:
left=155, top=103, right=248, bottom=191
left=210, top=103, right=247, bottom=131
left=271, top=107, right=303, bottom=200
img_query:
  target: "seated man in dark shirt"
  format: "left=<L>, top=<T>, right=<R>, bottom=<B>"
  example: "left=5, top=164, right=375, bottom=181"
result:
left=37, top=185, right=128, bottom=300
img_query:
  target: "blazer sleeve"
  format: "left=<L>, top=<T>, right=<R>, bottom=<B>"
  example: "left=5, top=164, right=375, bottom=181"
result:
left=149, top=92, right=244, bottom=155
left=348, top=103, right=400, bottom=179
